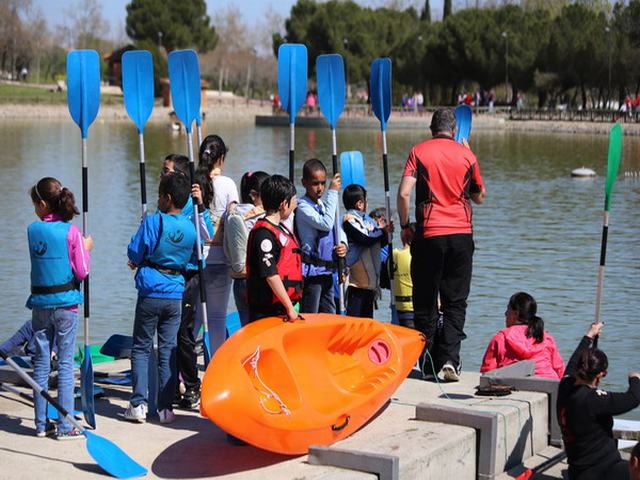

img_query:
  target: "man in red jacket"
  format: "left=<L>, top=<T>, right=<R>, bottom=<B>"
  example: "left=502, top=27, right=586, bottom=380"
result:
left=397, top=108, right=485, bottom=382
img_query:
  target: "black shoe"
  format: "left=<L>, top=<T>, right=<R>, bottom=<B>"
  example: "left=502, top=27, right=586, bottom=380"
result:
left=178, top=388, right=200, bottom=410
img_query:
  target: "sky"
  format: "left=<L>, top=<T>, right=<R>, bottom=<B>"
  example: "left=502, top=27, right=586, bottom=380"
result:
left=33, top=1, right=448, bottom=39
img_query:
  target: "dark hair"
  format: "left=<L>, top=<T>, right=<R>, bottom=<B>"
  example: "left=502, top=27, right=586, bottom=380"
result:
left=508, top=292, right=544, bottom=343
left=194, top=167, right=213, bottom=207
left=576, top=348, right=609, bottom=382
left=302, top=158, right=326, bottom=179
left=369, top=207, right=386, bottom=221
left=199, top=134, right=228, bottom=173
left=240, top=171, right=270, bottom=204
left=164, top=154, right=190, bottom=177
left=430, top=108, right=456, bottom=134
left=261, top=174, right=296, bottom=212
left=343, top=184, right=367, bottom=210
left=30, top=177, right=79, bottom=222
left=159, top=172, right=191, bottom=209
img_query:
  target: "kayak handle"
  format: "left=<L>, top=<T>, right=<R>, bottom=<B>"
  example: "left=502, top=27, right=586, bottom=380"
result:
left=332, top=415, right=350, bottom=431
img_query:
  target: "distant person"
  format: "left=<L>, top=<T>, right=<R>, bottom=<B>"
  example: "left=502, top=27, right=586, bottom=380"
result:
left=557, top=322, right=640, bottom=480
left=391, top=238, right=414, bottom=328
left=223, top=171, right=269, bottom=327
left=296, top=159, right=346, bottom=314
left=342, top=185, right=391, bottom=318
left=306, top=91, right=316, bottom=114
left=125, top=173, right=197, bottom=424
left=480, top=292, right=564, bottom=379
left=26, top=177, right=92, bottom=439
left=20, top=67, right=28, bottom=81
left=397, top=108, right=485, bottom=382
left=246, top=175, right=301, bottom=322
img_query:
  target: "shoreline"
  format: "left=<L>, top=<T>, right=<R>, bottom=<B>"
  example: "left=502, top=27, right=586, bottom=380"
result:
left=1, top=103, right=639, bottom=135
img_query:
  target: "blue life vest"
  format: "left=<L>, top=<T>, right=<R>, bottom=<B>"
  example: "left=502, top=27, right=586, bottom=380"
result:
left=300, top=200, right=337, bottom=277
left=144, top=213, right=196, bottom=274
left=27, top=221, right=82, bottom=309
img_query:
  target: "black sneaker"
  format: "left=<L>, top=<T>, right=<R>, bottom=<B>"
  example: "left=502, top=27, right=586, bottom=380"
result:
left=440, top=361, right=461, bottom=382
left=178, top=389, right=200, bottom=410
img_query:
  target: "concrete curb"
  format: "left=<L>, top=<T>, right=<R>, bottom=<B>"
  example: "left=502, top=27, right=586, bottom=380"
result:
left=309, top=446, right=399, bottom=480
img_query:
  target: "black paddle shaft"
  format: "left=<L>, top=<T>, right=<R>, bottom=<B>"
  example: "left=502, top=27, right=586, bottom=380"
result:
left=139, top=162, right=147, bottom=208
left=187, top=159, right=209, bottom=310
left=599, top=225, right=608, bottom=268
left=289, top=149, right=295, bottom=182
left=82, top=165, right=90, bottom=319
left=332, top=152, right=346, bottom=285
left=382, top=151, right=395, bottom=280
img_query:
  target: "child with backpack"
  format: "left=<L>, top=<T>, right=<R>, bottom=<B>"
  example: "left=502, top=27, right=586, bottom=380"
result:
left=342, top=184, right=391, bottom=318
left=26, top=177, right=92, bottom=439
left=223, top=171, right=270, bottom=327
left=246, top=175, right=301, bottom=322
left=124, top=173, right=197, bottom=424
left=296, top=159, right=347, bottom=314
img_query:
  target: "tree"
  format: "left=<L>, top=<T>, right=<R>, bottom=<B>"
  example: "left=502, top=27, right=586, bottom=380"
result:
left=58, top=0, right=108, bottom=50
left=125, top=0, right=218, bottom=52
left=443, top=0, right=452, bottom=20
left=421, top=0, right=431, bottom=22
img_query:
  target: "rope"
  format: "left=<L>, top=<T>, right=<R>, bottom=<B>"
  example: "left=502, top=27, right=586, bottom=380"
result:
left=242, top=346, right=291, bottom=416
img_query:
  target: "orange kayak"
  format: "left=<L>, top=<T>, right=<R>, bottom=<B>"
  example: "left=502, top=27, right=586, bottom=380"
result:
left=200, top=313, right=425, bottom=454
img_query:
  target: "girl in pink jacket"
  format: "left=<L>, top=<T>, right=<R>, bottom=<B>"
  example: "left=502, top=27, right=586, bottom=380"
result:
left=480, top=292, right=565, bottom=379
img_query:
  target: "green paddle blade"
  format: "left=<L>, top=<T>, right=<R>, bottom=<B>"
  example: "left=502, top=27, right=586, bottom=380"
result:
left=604, top=124, right=623, bottom=212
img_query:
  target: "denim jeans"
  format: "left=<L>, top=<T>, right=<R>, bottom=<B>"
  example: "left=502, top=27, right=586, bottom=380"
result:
left=233, top=278, right=250, bottom=327
left=300, top=275, right=336, bottom=314
left=31, top=307, right=78, bottom=434
left=346, top=287, right=376, bottom=318
left=131, top=297, right=181, bottom=411
left=195, top=264, right=232, bottom=356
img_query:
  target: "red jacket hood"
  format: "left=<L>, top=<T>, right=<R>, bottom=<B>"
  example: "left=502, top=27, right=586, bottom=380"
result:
left=501, top=324, right=547, bottom=359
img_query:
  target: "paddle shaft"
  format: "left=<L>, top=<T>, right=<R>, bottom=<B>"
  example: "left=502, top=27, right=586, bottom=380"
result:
left=138, top=133, right=147, bottom=216
left=186, top=131, right=211, bottom=364
left=1, top=382, right=33, bottom=402
left=82, top=138, right=90, bottom=341
left=289, top=123, right=295, bottom=181
left=3, top=354, right=85, bottom=434
left=594, top=210, right=609, bottom=325
left=331, top=129, right=346, bottom=314
left=197, top=122, right=203, bottom=150
left=381, top=131, right=396, bottom=309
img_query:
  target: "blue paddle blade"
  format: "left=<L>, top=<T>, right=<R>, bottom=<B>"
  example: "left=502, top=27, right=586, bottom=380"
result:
left=370, top=58, right=392, bottom=131
left=278, top=43, right=308, bottom=123
left=316, top=54, right=345, bottom=130
left=122, top=50, right=154, bottom=134
left=81, top=344, right=96, bottom=428
left=203, top=331, right=211, bottom=366
left=100, top=334, right=133, bottom=358
left=454, top=105, right=472, bottom=143
left=226, top=311, right=241, bottom=336
left=168, top=50, right=201, bottom=134
left=340, top=151, right=366, bottom=188
left=66, top=50, right=101, bottom=139
left=84, top=430, right=148, bottom=478
left=47, top=403, right=81, bottom=420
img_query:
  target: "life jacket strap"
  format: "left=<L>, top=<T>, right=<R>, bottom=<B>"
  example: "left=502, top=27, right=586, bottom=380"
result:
left=395, top=295, right=412, bottom=303
left=31, top=280, right=80, bottom=295
left=301, top=252, right=336, bottom=269
left=141, top=261, right=182, bottom=276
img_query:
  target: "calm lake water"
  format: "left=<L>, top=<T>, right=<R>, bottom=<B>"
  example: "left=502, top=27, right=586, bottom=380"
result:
left=1, top=119, right=639, bottom=417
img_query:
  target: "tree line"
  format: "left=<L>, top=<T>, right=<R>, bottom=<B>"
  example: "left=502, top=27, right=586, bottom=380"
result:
left=274, top=0, right=640, bottom=109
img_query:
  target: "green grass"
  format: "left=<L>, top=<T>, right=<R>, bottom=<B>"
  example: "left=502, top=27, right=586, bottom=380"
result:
left=0, top=83, right=122, bottom=105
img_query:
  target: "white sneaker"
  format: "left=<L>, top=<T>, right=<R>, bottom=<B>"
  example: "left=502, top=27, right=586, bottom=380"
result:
left=158, top=409, right=176, bottom=424
left=440, top=362, right=461, bottom=382
left=124, top=403, right=147, bottom=423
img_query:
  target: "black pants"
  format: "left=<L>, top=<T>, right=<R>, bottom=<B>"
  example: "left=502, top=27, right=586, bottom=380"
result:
left=176, top=271, right=200, bottom=391
left=569, top=459, right=629, bottom=480
left=410, top=234, right=474, bottom=374
left=346, top=287, right=376, bottom=318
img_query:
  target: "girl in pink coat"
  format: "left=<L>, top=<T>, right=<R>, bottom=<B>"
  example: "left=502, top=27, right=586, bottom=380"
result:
left=480, top=292, right=565, bottom=379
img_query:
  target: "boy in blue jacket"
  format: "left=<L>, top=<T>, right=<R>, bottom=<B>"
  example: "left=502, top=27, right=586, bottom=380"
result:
left=124, top=173, right=197, bottom=424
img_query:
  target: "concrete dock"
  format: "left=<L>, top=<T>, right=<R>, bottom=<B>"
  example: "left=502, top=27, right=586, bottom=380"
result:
left=0, top=359, right=569, bottom=480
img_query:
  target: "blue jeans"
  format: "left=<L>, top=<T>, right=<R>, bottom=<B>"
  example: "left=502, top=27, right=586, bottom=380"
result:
left=131, top=297, right=181, bottom=411
left=233, top=278, right=250, bottom=327
left=300, top=275, right=336, bottom=314
left=196, top=264, right=232, bottom=355
left=31, top=308, right=78, bottom=434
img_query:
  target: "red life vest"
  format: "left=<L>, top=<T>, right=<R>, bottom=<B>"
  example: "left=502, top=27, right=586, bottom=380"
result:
left=247, top=219, right=303, bottom=304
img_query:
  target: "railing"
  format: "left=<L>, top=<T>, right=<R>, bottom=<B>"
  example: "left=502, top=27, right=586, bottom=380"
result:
left=510, top=108, right=640, bottom=123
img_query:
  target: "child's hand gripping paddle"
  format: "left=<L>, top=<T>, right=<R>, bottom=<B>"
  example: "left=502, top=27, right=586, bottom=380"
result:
left=370, top=57, right=398, bottom=323
left=593, top=124, right=623, bottom=347
left=168, top=49, right=212, bottom=366
left=1, top=352, right=147, bottom=479
left=317, top=53, right=347, bottom=314
left=278, top=43, right=307, bottom=181
left=122, top=50, right=154, bottom=218
left=454, top=104, right=472, bottom=144
left=66, top=49, right=100, bottom=429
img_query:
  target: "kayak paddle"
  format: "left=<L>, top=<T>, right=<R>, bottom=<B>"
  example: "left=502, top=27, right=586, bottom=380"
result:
left=370, top=57, right=398, bottom=324
left=317, top=53, right=347, bottom=314
left=168, top=49, right=212, bottom=366
left=340, top=151, right=366, bottom=188
left=277, top=43, right=307, bottom=181
left=594, top=124, right=623, bottom=337
left=1, top=352, right=147, bottom=478
left=122, top=50, right=154, bottom=218
left=1, top=382, right=82, bottom=420
left=454, top=104, right=472, bottom=144
left=67, top=49, right=100, bottom=429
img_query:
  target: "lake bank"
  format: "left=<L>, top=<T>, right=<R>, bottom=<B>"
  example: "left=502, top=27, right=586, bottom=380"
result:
left=1, top=102, right=639, bottom=135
